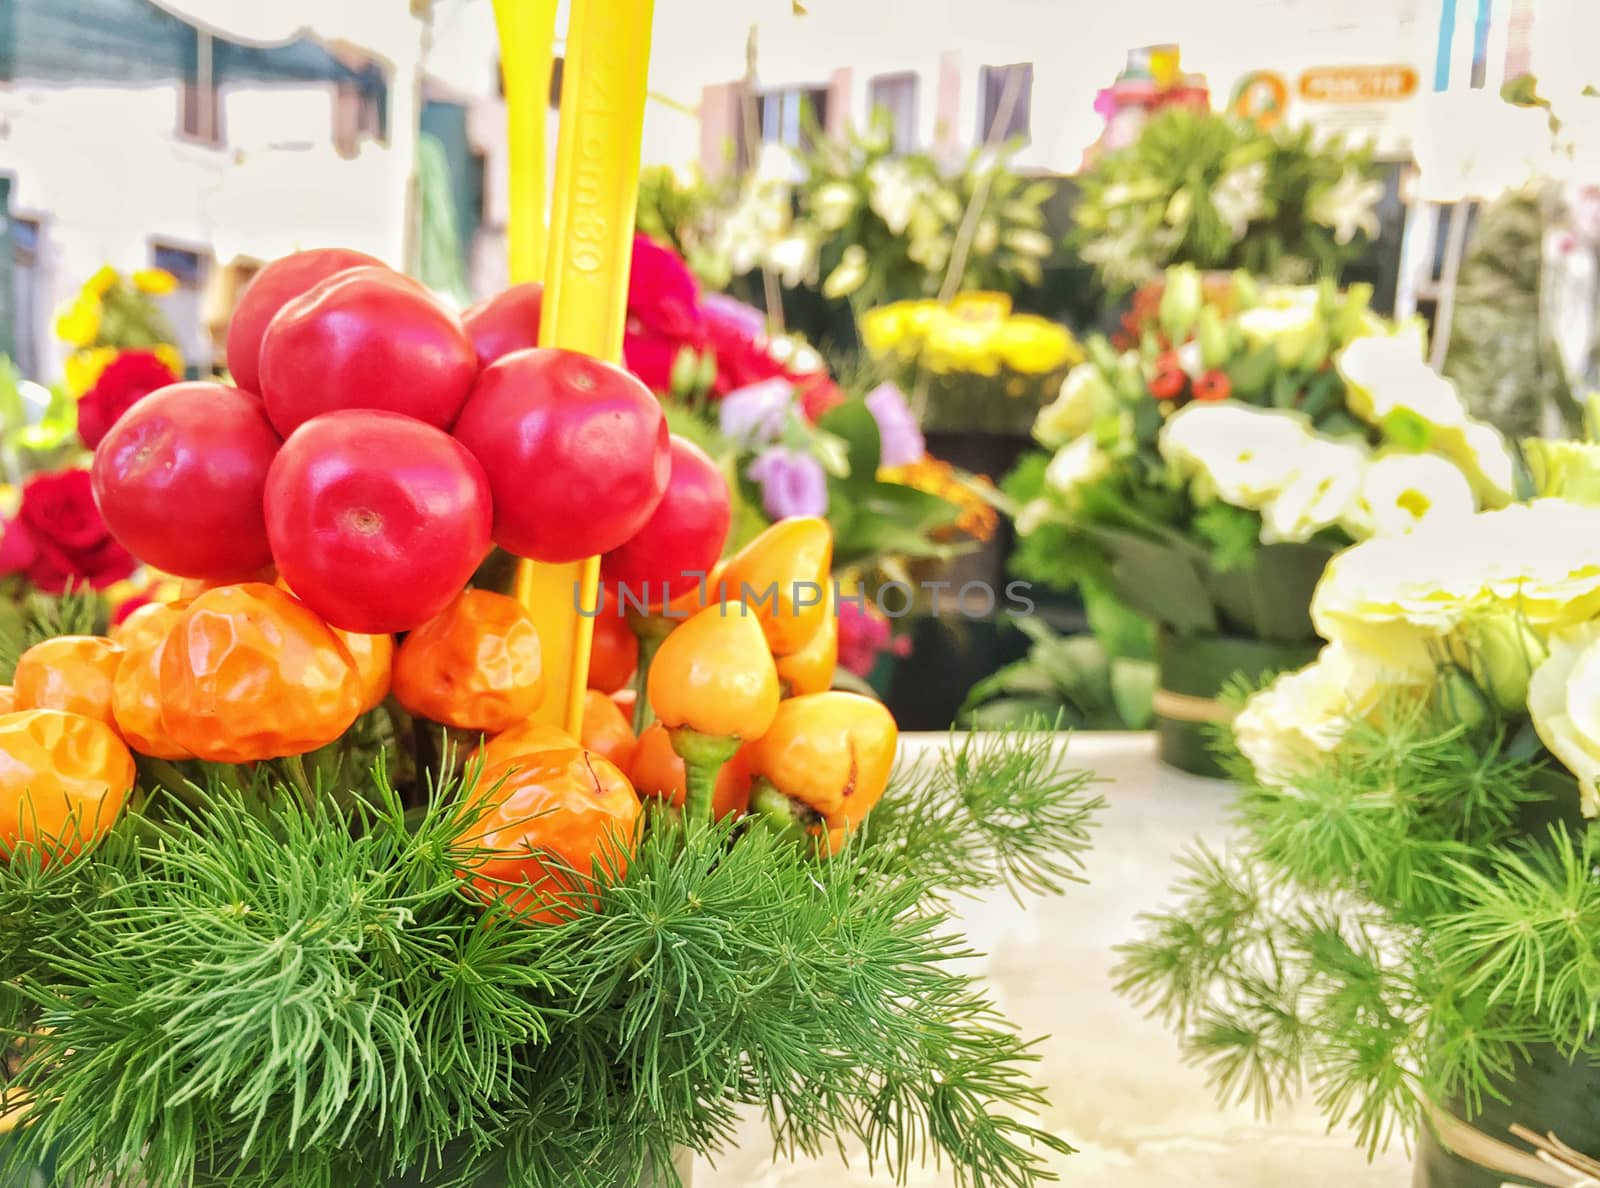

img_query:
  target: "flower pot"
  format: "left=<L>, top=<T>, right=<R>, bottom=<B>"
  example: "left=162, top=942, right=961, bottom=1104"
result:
left=1153, top=628, right=1319, bottom=778
left=1414, top=1045, right=1600, bottom=1188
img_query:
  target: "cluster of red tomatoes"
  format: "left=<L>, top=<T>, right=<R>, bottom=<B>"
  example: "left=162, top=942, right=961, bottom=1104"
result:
left=90, top=249, right=732, bottom=632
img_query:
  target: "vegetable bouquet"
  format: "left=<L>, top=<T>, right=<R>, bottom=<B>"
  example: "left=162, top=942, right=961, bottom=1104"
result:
left=0, top=248, right=1099, bottom=1188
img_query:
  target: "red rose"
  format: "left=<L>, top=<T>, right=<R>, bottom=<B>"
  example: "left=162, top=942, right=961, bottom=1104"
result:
left=702, top=295, right=788, bottom=395
left=77, top=349, right=181, bottom=449
left=623, top=327, right=688, bottom=394
left=628, top=235, right=706, bottom=343
left=794, top=372, right=846, bottom=421
left=0, top=470, right=137, bottom=592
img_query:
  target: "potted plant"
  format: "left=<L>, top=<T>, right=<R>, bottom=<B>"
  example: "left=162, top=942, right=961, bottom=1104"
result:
left=1006, top=265, right=1515, bottom=774
left=1116, top=491, right=1600, bottom=1187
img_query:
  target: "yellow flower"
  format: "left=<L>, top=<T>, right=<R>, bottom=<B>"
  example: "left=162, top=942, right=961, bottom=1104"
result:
left=64, top=346, right=120, bottom=396
left=1528, top=621, right=1600, bottom=815
left=924, top=316, right=1001, bottom=376
left=860, top=302, right=924, bottom=358
left=85, top=264, right=119, bottom=298
left=55, top=293, right=102, bottom=348
left=153, top=343, right=184, bottom=378
left=0, top=484, right=18, bottom=519
left=132, top=267, right=178, bottom=295
left=992, top=315, right=1077, bottom=375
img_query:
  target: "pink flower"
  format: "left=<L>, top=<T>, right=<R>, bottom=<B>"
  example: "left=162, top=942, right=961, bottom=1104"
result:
left=747, top=447, right=828, bottom=519
left=837, top=598, right=911, bottom=676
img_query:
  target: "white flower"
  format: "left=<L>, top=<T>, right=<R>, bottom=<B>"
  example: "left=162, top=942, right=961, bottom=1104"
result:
left=1159, top=402, right=1315, bottom=511
left=1210, top=160, right=1268, bottom=239
left=1309, top=169, right=1383, bottom=245
left=1311, top=500, right=1600, bottom=671
left=1454, top=422, right=1517, bottom=506
left=1352, top=452, right=1476, bottom=538
left=1259, top=438, right=1367, bottom=544
left=822, top=245, right=869, bottom=299
left=768, top=234, right=819, bottom=287
left=1003, top=228, right=1054, bottom=258
left=1236, top=287, right=1324, bottom=367
left=1035, top=363, right=1114, bottom=448
left=1234, top=643, right=1427, bottom=787
left=1043, top=436, right=1111, bottom=499
left=866, top=158, right=930, bottom=235
left=1529, top=621, right=1600, bottom=815
left=1015, top=497, right=1056, bottom=536
left=1336, top=326, right=1468, bottom=431
left=810, top=182, right=858, bottom=232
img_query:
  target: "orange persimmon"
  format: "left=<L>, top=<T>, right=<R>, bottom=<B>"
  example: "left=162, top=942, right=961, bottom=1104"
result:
left=13, top=636, right=125, bottom=726
left=0, top=709, right=135, bottom=858
left=392, top=590, right=543, bottom=732
left=159, top=583, right=362, bottom=762
left=462, top=746, right=641, bottom=924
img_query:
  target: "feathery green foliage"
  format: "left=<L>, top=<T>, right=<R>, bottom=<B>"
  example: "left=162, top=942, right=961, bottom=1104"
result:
left=1, top=726, right=1096, bottom=1188
left=0, top=585, right=106, bottom=682
left=1114, top=702, right=1598, bottom=1156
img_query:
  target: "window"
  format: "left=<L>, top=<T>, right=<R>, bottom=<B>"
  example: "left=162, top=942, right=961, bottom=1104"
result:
left=550, top=57, right=564, bottom=108
left=179, top=31, right=223, bottom=147
left=869, top=72, right=919, bottom=153
left=979, top=63, right=1032, bottom=144
left=150, top=244, right=209, bottom=376
left=11, top=216, right=42, bottom=381
left=758, top=86, right=829, bottom=150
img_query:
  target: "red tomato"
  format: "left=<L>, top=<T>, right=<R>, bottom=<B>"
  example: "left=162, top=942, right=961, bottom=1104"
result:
left=91, top=382, right=281, bottom=580
left=586, top=610, right=639, bottom=694
left=225, top=248, right=384, bottom=394
left=463, top=282, right=543, bottom=368
left=263, top=410, right=492, bottom=633
left=601, top=435, right=731, bottom=607
left=452, top=348, right=670, bottom=563
left=258, top=267, right=478, bottom=438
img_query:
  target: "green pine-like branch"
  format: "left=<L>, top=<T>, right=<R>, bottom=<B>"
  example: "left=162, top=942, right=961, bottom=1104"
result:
left=4, top=731, right=1096, bottom=1188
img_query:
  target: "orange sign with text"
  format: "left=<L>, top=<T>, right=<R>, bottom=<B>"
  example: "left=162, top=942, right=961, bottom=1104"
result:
left=1298, top=65, right=1418, bottom=103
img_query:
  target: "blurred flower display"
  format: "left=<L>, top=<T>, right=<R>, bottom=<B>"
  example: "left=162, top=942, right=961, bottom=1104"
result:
left=1074, top=107, right=1379, bottom=292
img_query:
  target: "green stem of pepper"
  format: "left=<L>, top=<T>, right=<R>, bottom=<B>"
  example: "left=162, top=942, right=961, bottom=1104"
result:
left=748, top=777, right=826, bottom=852
left=668, top=727, right=740, bottom=827
left=630, top=630, right=664, bottom=736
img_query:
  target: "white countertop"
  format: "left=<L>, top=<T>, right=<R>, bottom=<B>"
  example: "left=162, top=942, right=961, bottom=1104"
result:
left=695, top=732, right=1412, bottom=1188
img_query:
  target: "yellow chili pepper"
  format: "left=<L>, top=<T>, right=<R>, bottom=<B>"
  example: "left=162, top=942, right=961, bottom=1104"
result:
left=745, top=691, right=899, bottom=848
left=718, top=518, right=833, bottom=656
left=646, top=602, right=779, bottom=823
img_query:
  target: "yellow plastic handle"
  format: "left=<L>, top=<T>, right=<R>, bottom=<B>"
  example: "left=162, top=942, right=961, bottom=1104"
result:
left=507, top=0, right=657, bottom=735
left=490, top=0, right=557, bottom=283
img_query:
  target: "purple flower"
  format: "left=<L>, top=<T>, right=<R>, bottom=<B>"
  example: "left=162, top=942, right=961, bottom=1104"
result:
left=748, top=447, right=829, bottom=519
left=719, top=377, right=795, bottom=447
left=865, top=382, right=924, bottom=467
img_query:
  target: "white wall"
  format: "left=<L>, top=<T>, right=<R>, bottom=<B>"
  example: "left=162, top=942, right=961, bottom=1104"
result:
left=638, top=0, right=1514, bottom=170
left=1, top=79, right=404, bottom=379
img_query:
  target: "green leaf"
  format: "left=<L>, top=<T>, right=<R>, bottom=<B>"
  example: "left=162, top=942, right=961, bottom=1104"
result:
left=816, top=398, right=881, bottom=485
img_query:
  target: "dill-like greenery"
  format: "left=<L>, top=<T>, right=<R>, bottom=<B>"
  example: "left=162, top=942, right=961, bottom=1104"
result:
left=0, top=586, right=106, bottom=682
left=2, top=727, right=1096, bottom=1188
left=1114, top=703, right=1598, bottom=1156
